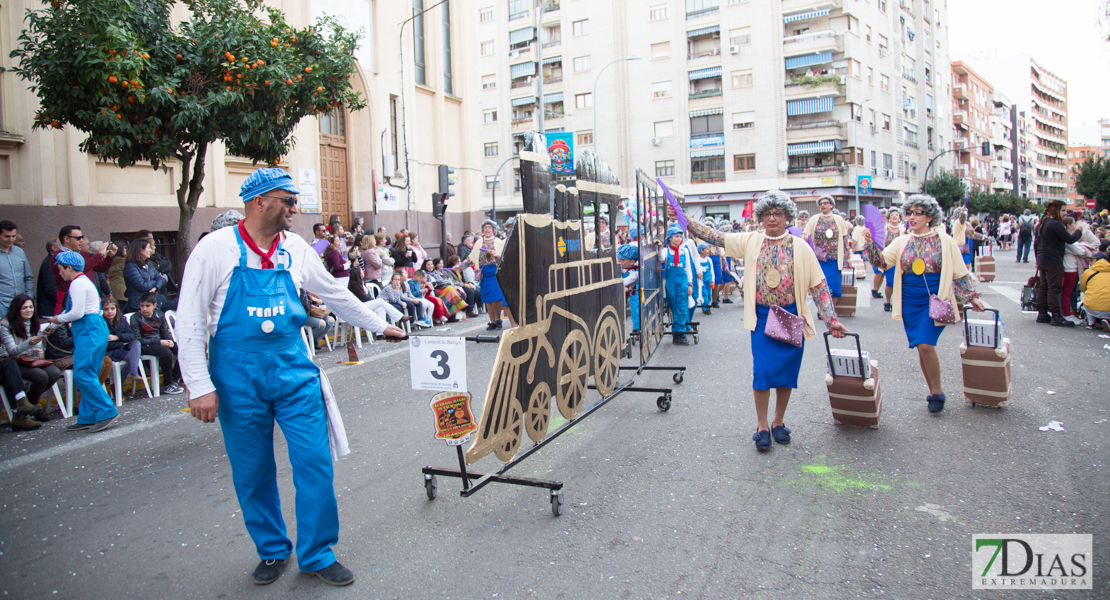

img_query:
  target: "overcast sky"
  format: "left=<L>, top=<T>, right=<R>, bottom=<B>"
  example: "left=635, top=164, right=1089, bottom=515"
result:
left=949, top=0, right=1109, bottom=146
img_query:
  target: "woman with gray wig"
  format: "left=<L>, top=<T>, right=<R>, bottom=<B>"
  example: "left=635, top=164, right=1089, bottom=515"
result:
left=862, top=194, right=984, bottom=414
left=677, top=190, right=849, bottom=450
left=870, top=207, right=904, bottom=308
left=803, top=195, right=852, bottom=298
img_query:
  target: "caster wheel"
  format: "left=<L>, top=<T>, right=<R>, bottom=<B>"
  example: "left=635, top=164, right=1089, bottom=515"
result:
left=657, top=395, right=671, bottom=412
left=550, top=491, right=563, bottom=517
left=424, top=474, right=438, bottom=500
left=672, top=372, right=684, bottom=384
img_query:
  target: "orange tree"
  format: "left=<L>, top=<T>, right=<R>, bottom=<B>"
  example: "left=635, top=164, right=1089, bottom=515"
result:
left=11, top=0, right=365, bottom=257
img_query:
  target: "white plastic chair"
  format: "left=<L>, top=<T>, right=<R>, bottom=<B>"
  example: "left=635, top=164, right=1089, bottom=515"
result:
left=164, top=310, right=178, bottom=343
left=110, top=359, right=152, bottom=406
left=0, top=382, right=69, bottom=422
left=300, top=325, right=316, bottom=359
left=125, top=312, right=164, bottom=397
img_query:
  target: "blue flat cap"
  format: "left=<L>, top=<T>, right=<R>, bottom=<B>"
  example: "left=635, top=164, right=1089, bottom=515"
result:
left=240, top=168, right=300, bottom=201
left=616, top=243, right=638, bottom=261
left=54, top=251, right=85, bottom=271
left=666, top=224, right=684, bottom=240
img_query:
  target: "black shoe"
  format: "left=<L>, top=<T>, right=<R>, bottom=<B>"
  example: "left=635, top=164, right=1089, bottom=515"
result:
left=485, top=322, right=498, bottom=331
left=710, top=302, right=720, bottom=308
left=673, top=334, right=691, bottom=345
left=65, top=422, right=93, bottom=432
left=29, top=406, right=50, bottom=422
left=311, top=561, right=355, bottom=586
left=1050, top=315, right=1075, bottom=327
left=871, top=289, right=883, bottom=298
left=1035, top=312, right=1051, bottom=323
left=88, top=415, right=119, bottom=433
left=495, top=320, right=504, bottom=330
left=927, top=393, right=946, bottom=414
left=883, top=303, right=892, bottom=312
left=721, top=298, right=734, bottom=304
left=252, top=557, right=289, bottom=585
left=1023, top=260, right=1030, bottom=263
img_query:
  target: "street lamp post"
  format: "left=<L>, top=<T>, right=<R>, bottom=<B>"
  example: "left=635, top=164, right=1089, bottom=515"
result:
left=852, top=98, right=872, bottom=216
left=490, top=154, right=518, bottom=222
left=592, top=56, right=640, bottom=160
left=923, top=148, right=958, bottom=195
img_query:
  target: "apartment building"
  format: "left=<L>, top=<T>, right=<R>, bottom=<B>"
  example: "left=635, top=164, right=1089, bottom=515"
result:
left=988, top=92, right=1031, bottom=199
left=972, top=55, right=1068, bottom=204
left=1067, top=145, right=1106, bottom=210
left=0, top=0, right=484, bottom=272
left=477, top=0, right=951, bottom=221
left=1101, top=118, right=1110, bottom=152
left=950, top=61, right=992, bottom=193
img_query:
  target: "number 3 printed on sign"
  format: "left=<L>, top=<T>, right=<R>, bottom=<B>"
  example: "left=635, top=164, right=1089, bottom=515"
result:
left=430, top=350, right=451, bottom=380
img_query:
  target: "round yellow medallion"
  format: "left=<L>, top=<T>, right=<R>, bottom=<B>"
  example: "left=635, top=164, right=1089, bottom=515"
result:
left=764, top=267, right=782, bottom=289
left=825, top=229, right=834, bottom=239
left=911, top=258, right=926, bottom=276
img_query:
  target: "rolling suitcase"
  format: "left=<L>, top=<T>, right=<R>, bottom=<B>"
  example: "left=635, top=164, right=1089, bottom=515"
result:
left=960, top=308, right=1011, bottom=407
left=835, top=270, right=857, bottom=317
left=824, top=333, right=881, bottom=428
left=977, top=243, right=996, bottom=282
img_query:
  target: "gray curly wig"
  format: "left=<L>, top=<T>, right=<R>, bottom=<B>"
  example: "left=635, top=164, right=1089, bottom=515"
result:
left=885, top=207, right=902, bottom=219
left=797, top=210, right=810, bottom=219
left=753, top=190, right=798, bottom=222
left=854, top=215, right=866, bottom=226
left=902, top=194, right=943, bottom=226
left=480, top=219, right=499, bottom=234
left=211, top=209, right=244, bottom=231
left=817, top=194, right=835, bottom=207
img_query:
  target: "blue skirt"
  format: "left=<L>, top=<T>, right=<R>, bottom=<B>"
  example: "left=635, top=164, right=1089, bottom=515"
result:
left=961, top=252, right=973, bottom=265
left=883, top=265, right=895, bottom=288
left=819, top=258, right=842, bottom=298
left=710, top=255, right=723, bottom=285
left=479, top=264, right=506, bottom=304
left=751, top=303, right=805, bottom=390
left=901, top=273, right=945, bottom=348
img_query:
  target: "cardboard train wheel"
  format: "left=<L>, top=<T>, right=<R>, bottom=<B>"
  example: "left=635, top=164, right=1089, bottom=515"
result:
left=556, top=329, right=590, bottom=419
left=525, top=382, right=552, bottom=442
left=493, top=400, right=523, bottom=462
left=592, top=311, right=622, bottom=397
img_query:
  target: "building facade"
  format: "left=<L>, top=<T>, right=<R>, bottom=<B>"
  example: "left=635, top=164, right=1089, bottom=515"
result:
left=1067, top=145, right=1106, bottom=210
left=971, top=54, right=1068, bottom=205
left=477, top=0, right=951, bottom=221
left=0, top=0, right=484, bottom=274
left=1100, top=118, right=1110, bottom=153
left=950, top=61, right=992, bottom=193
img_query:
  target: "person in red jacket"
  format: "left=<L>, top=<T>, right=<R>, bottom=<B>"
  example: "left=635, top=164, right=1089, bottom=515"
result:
left=52, top=225, right=114, bottom=313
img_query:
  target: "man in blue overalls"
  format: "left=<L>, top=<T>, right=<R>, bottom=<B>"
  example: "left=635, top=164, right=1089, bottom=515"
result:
left=177, top=169, right=406, bottom=587
left=661, top=224, right=693, bottom=345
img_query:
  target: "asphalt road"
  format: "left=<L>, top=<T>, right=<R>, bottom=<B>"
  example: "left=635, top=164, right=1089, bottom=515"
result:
left=0, top=249, right=1106, bottom=600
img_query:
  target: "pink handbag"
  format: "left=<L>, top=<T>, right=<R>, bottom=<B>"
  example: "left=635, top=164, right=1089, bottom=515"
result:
left=924, top=276, right=957, bottom=324
left=813, top=245, right=829, bottom=262
left=766, top=305, right=806, bottom=347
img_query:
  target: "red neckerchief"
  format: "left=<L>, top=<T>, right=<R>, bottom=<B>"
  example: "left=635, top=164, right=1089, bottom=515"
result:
left=238, top=221, right=279, bottom=269
left=669, top=244, right=681, bottom=266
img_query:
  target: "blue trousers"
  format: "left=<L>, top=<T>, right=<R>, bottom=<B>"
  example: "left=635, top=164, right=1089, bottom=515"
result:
left=210, top=342, right=338, bottom=572
left=73, top=315, right=118, bottom=425
left=665, top=269, right=689, bottom=334
left=629, top=292, right=640, bottom=332
left=1016, top=236, right=1032, bottom=262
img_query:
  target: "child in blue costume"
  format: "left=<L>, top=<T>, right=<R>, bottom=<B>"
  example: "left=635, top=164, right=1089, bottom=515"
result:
left=618, top=243, right=640, bottom=332
left=661, top=224, right=694, bottom=345
left=697, top=243, right=714, bottom=315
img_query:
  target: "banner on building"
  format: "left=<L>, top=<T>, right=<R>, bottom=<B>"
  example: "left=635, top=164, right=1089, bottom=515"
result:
left=547, top=132, right=574, bottom=177
left=377, top=180, right=401, bottom=211
left=298, top=168, right=319, bottom=214
left=857, top=175, right=872, bottom=196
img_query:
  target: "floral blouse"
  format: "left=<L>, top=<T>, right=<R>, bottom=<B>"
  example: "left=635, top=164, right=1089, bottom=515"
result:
left=754, top=240, right=839, bottom=324
left=864, top=234, right=979, bottom=302
left=478, top=237, right=500, bottom=268
left=812, top=216, right=851, bottom=262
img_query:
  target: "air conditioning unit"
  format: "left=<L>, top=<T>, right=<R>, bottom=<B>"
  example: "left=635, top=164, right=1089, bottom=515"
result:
left=870, top=124, right=878, bottom=134
left=871, top=167, right=878, bottom=175
left=884, top=169, right=895, bottom=178
left=729, top=45, right=741, bottom=54
left=650, top=137, right=661, bottom=146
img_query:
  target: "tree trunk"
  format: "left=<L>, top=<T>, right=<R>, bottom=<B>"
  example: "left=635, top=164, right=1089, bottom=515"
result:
left=174, top=143, right=209, bottom=262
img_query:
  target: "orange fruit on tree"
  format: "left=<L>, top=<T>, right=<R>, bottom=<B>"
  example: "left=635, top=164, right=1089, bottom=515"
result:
left=304, top=67, right=312, bottom=73
left=317, top=86, right=323, bottom=92
left=108, top=75, right=118, bottom=83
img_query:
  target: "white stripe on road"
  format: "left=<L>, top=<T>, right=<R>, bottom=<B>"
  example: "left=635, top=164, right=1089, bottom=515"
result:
left=990, top=285, right=1022, bottom=306
left=0, top=414, right=188, bottom=474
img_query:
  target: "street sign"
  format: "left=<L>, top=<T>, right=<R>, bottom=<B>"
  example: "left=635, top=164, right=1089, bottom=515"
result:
left=1086, top=199, right=1097, bottom=208
left=409, top=336, right=467, bottom=392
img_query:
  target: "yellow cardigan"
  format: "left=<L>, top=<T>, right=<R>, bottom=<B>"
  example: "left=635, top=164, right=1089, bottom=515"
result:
left=803, top=214, right=852, bottom=269
left=951, top=219, right=967, bottom=246
left=724, top=232, right=827, bottom=340
left=880, top=231, right=970, bottom=325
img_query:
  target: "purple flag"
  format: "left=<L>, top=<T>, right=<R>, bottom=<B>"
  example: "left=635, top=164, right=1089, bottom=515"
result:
left=657, top=178, right=687, bottom=230
left=863, top=204, right=885, bottom=248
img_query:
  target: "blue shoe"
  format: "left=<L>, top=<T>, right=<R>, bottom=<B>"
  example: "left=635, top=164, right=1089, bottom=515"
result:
left=752, top=429, right=771, bottom=450
left=927, top=393, right=946, bottom=413
left=771, top=424, right=791, bottom=444
left=722, top=298, right=735, bottom=304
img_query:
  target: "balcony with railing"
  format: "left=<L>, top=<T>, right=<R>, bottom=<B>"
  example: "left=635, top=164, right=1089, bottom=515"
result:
left=901, top=68, right=917, bottom=83
left=509, top=9, right=529, bottom=21
left=784, top=74, right=844, bottom=99
left=904, top=140, right=919, bottom=149
left=690, top=88, right=723, bottom=100
left=788, top=164, right=843, bottom=175
left=785, top=119, right=845, bottom=142
left=953, top=110, right=968, bottom=124
left=688, top=47, right=721, bottom=61
left=511, top=78, right=533, bottom=90
left=782, top=0, right=842, bottom=14
left=686, top=6, right=720, bottom=20
left=782, top=30, right=842, bottom=55
left=953, top=82, right=967, bottom=99
left=690, top=171, right=725, bottom=183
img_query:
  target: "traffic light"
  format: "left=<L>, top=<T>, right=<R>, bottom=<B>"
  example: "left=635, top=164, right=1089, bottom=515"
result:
left=434, top=164, right=456, bottom=221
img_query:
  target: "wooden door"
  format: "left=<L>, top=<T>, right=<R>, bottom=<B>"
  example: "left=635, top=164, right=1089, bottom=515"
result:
left=319, top=110, right=351, bottom=228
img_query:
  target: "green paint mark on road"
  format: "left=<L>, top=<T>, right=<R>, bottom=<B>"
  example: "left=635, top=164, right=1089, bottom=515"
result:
left=797, top=461, right=893, bottom=492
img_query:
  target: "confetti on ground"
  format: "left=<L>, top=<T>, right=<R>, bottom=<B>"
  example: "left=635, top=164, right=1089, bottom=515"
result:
left=1095, top=419, right=1107, bottom=424
left=1046, top=391, right=1056, bottom=395
left=1039, top=421, right=1065, bottom=432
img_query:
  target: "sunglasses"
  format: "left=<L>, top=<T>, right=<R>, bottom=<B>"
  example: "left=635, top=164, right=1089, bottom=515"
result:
left=66, top=234, right=85, bottom=241
left=263, top=194, right=298, bottom=208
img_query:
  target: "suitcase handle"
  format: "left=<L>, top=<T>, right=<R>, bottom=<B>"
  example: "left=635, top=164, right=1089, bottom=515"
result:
left=962, top=306, right=1001, bottom=349
left=824, top=331, right=865, bottom=377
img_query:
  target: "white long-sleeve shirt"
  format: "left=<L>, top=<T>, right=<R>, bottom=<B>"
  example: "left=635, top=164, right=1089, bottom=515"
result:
left=54, top=274, right=100, bottom=323
left=176, top=226, right=389, bottom=401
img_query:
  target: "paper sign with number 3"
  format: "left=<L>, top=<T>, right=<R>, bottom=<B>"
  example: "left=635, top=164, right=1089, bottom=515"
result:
left=409, top=336, right=467, bottom=392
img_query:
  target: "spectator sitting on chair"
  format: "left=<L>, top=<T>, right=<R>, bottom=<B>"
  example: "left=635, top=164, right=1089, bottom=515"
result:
left=0, top=357, right=41, bottom=430
left=444, top=255, right=480, bottom=317
left=299, top=290, right=336, bottom=349
left=0, top=293, right=59, bottom=424
left=347, top=261, right=409, bottom=328
left=129, top=292, right=184, bottom=394
left=102, top=296, right=143, bottom=393
left=380, top=272, right=428, bottom=328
